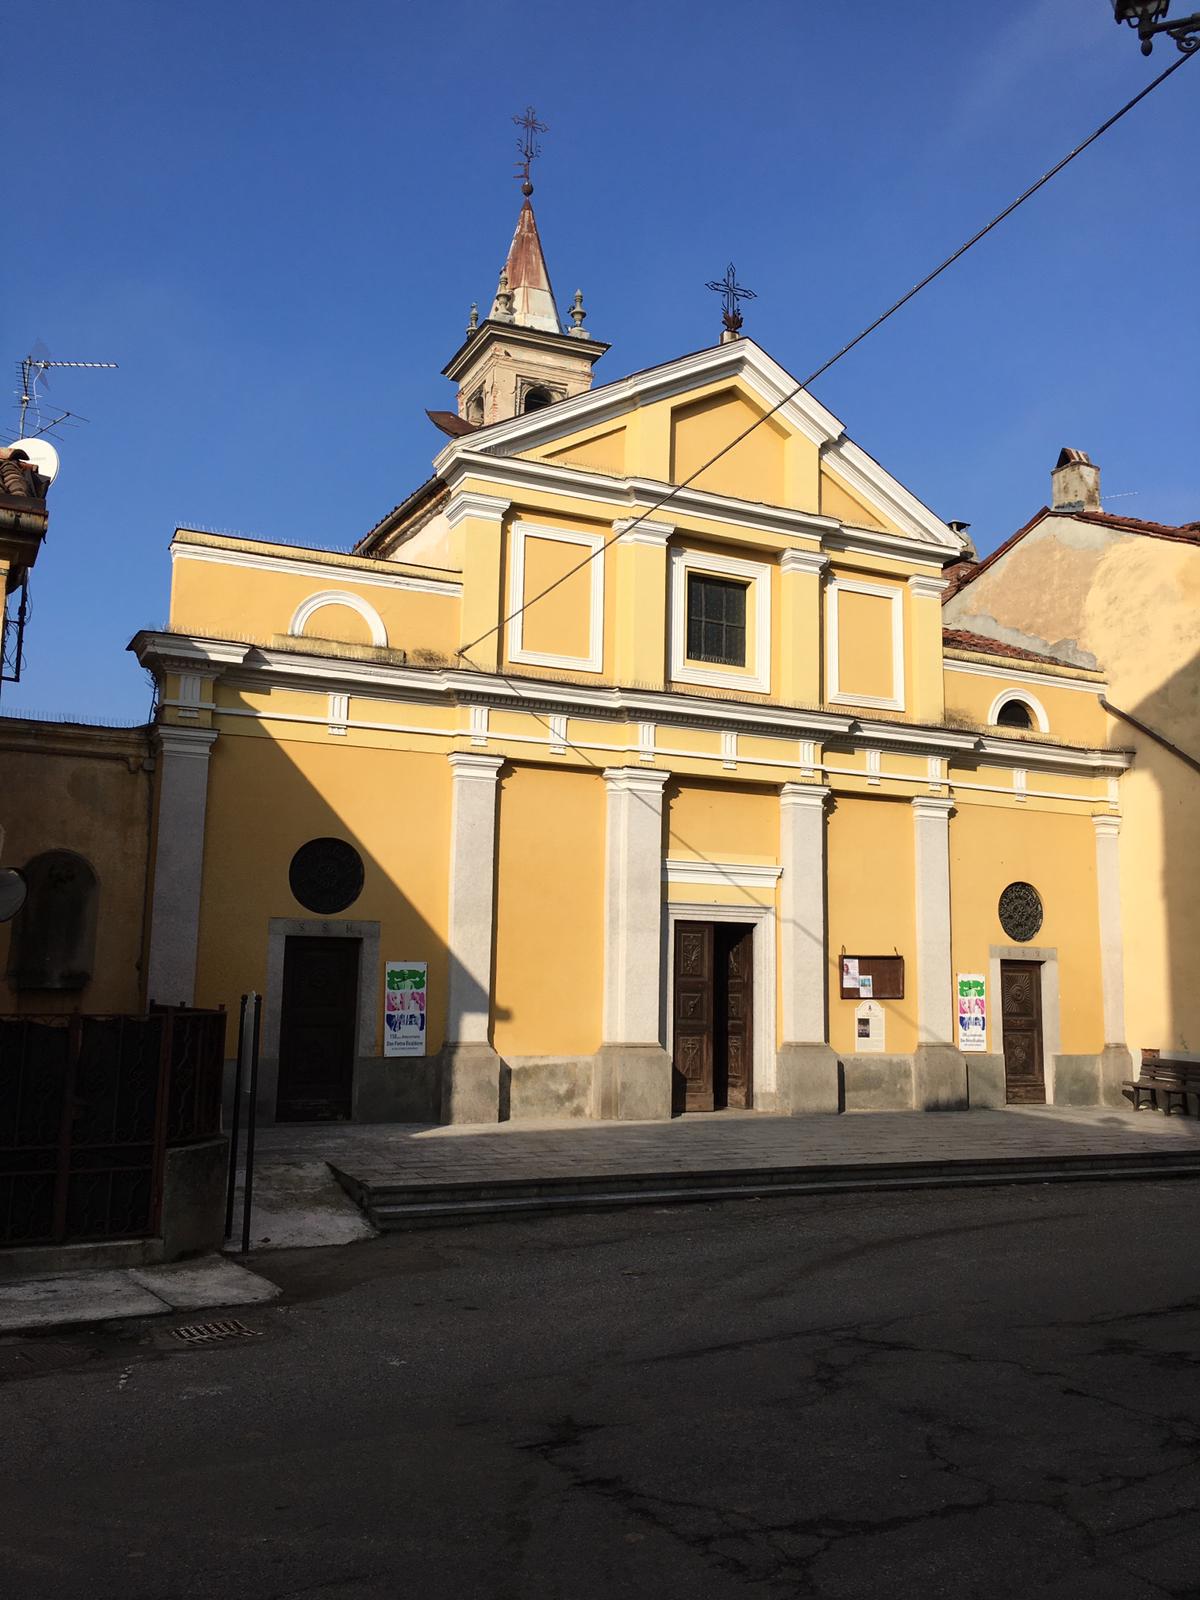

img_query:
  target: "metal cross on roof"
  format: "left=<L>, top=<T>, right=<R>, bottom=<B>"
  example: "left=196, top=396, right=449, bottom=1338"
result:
left=513, top=105, right=548, bottom=196
left=705, top=262, right=756, bottom=335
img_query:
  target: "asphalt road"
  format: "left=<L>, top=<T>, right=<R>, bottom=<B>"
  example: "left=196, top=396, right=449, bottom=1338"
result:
left=3, top=1180, right=1200, bottom=1599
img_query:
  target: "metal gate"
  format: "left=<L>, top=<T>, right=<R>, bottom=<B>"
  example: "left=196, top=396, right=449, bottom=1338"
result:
left=0, top=1008, right=225, bottom=1246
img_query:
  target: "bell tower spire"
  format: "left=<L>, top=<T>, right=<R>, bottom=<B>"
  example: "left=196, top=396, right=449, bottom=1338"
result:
left=442, top=109, right=608, bottom=429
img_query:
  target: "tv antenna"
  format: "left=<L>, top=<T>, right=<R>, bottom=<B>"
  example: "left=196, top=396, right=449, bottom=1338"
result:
left=16, top=344, right=118, bottom=441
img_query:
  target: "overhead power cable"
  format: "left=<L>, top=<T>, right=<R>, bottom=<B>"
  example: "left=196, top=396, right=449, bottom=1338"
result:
left=456, top=48, right=1195, bottom=666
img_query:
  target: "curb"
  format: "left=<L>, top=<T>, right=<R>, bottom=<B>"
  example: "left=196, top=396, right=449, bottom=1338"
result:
left=330, top=1151, right=1200, bottom=1230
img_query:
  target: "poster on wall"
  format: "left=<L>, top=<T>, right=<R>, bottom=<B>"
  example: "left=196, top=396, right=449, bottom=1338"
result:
left=855, top=1000, right=885, bottom=1054
left=956, top=973, right=987, bottom=1053
left=384, top=962, right=427, bottom=1057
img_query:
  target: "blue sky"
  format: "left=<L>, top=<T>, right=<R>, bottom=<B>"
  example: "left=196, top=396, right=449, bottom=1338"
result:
left=6, top=0, right=1197, bottom=722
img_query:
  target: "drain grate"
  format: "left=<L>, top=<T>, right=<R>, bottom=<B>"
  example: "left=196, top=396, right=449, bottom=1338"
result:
left=170, top=1319, right=262, bottom=1345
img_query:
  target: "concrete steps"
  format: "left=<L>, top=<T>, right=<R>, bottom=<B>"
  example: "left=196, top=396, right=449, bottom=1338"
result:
left=330, top=1148, right=1200, bottom=1229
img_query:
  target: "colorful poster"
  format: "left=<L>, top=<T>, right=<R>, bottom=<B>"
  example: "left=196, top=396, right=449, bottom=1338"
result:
left=858, top=973, right=874, bottom=998
left=384, top=962, right=428, bottom=1058
left=842, top=957, right=859, bottom=987
left=956, top=973, right=987, bottom=1053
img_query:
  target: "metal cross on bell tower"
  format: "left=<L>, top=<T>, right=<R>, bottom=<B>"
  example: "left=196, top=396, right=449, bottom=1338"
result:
left=513, top=105, right=548, bottom=197
left=705, top=262, right=756, bottom=340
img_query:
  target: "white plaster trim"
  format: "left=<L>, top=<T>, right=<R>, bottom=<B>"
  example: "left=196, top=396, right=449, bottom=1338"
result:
left=779, top=783, right=831, bottom=1046
left=637, top=721, right=656, bottom=763
left=445, top=752, right=504, bottom=1046
left=722, top=730, right=738, bottom=770
left=866, top=748, right=882, bottom=786
left=826, top=576, right=905, bottom=712
left=507, top=520, right=605, bottom=674
left=444, top=489, right=510, bottom=530
left=988, top=946, right=1062, bottom=1102
left=1092, top=813, right=1126, bottom=1045
left=820, top=435, right=962, bottom=549
left=663, top=859, right=782, bottom=888
left=155, top=725, right=219, bottom=758
left=944, top=657, right=1107, bottom=696
left=907, top=573, right=949, bottom=599
left=912, top=796, right=954, bottom=1045
left=289, top=589, right=388, bottom=649
left=780, top=549, right=829, bottom=576
left=328, top=693, right=349, bottom=736
left=263, top=918, right=381, bottom=1065
left=171, top=540, right=462, bottom=596
left=614, top=517, right=673, bottom=547
left=663, top=901, right=778, bottom=1098
left=669, top=545, right=771, bottom=694
left=603, top=766, right=670, bottom=1043
left=469, top=704, right=489, bottom=747
left=987, top=687, right=1050, bottom=734
left=549, top=713, right=568, bottom=754
left=1013, top=768, right=1028, bottom=802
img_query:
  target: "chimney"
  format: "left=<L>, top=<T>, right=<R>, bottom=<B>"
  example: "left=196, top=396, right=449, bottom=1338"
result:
left=1051, top=448, right=1100, bottom=513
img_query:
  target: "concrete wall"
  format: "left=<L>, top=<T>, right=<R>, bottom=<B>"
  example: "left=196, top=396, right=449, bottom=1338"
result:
left=0, top=719, right=153, bottom=1015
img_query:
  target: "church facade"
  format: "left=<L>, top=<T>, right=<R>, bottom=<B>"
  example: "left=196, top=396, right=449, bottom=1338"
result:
left=132, top=194, right=1133, bottom=1125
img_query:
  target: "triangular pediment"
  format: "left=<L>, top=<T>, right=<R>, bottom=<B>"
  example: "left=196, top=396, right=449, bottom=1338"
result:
left=432, top=339, right=966, bottom=552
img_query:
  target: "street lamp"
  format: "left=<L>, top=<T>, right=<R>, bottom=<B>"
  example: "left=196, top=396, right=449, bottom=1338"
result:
left=1111, top=0, right=1200, bottom=54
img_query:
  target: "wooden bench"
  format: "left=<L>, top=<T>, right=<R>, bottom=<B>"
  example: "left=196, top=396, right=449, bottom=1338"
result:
left=1124, top=1051, right=1200, bottom=1115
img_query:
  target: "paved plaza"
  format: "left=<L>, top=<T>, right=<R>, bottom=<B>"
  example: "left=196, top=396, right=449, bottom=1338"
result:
left=255, top=1104, right=1200, bottom=1188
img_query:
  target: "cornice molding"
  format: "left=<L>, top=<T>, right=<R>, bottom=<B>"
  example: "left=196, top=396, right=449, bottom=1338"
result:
left=614, top=517, right=674, bottom=547
left=942, top=654, right=1106, bottom=695
left=444, top=490, right=511, bottom=530
left=663, top=858, right=783, bottom=887
left=171, top=539, right=462, bottom=597
left=908, top=573, right=949, bottom=599
left=780, top=549, right=829, bottom=577
left=155, top=725, right=219, bottom=758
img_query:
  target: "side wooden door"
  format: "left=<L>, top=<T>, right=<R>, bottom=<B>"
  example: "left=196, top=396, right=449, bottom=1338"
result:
left=1000, top=960, right=1045, bottom=1104
left=673, top=922, right=714, bottom=1112
left=718, top=925, right=754, bottom=1110
left=276, top=936, right=360, bottom=1121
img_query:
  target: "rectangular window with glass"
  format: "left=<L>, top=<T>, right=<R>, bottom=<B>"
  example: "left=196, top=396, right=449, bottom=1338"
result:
left=686, top=573, right=747, bottom=667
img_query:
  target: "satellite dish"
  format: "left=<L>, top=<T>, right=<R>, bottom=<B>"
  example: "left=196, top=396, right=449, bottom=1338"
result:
left=0, top=868, right=27, bottom=923
left=7, top=437, right=60, bottom=485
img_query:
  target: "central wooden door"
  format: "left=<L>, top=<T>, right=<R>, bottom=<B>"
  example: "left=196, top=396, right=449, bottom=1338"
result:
left=276, top=936, right=360, bottom=1121
left=672, top=922, right=754, bottom=1113
left=1001, top=960, right=1045, bottom=1104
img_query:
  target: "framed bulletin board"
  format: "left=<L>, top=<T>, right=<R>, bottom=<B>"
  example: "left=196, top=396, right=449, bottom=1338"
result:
left=839, top=954, right=905, bottom=1001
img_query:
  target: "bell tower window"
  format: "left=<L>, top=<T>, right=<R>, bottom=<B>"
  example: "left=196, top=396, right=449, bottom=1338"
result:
left=522, top=385, right=554, bottom=414
left=465, top=390, right=484, bottom=427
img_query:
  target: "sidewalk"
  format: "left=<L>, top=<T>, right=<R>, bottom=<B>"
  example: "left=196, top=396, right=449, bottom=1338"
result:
left=253, top=1104, right=1200, bottom=1227
left=0, top=1256, right=280, bottom=1335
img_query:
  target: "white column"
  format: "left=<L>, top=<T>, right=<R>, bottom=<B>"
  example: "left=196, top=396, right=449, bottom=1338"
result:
left=779, top=784, right=831, bottom=1044
left=1093, top=814, right=1127, bottom=1046
left=602, top=767, right=670, bottom=1043
left=444, top=753, right=504, bottom=1046
left=146, top=726, right=219, bottom=1007
left=775, top=782, right=838, bottom=1115
left=597, top=767, right=672, bottom=1120
left=912, top=796, right=955, bottom=1045
left=911, top=795, right=968, bottom=1109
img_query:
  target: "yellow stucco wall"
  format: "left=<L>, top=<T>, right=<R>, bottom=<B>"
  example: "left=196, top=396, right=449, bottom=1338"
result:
left=942, top=660, right=1107, bottom=743
left=819, top=470, right=886, bottom=531
left=670, top=390, right=789, bottom=504
left=492, top=764, right=604, bottom=1056
left=541, top=425, right=627, bottom=476
left=194, top=732, right=452, bottom=1051
left=665, top=779, right=779, bottom=866
left=949, top=801, right=1103, bottom=1057
left=826, top=797, right=918, bottom=1055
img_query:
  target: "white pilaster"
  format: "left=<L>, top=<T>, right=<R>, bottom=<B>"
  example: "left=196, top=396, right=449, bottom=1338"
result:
left=146, top=726, right=219, bottom=1007
left=444, top=753, right=504, bottom=1046
left=911, top=796, right=954, bottom=1045
left=778, top=784, right=831, bottom=1045
left=602, top=767, right=670, bottom=1044
left=1093, top=814, right=1127, bottom=1046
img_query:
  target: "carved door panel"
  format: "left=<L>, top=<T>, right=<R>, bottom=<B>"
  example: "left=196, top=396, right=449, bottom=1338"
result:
left=1001, top=960, right=1045, bottom=1105
left=277, top=937, right=359, bottom=1121
left=718, top=925, right=754, bottom=1110
left=673, top=923, right=714, bottom=1112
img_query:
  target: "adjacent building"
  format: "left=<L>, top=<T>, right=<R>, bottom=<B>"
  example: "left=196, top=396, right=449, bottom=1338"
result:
left=944, top=450, right=1200, bottom=1062
left=130, top=190, right=1134, bottom=1125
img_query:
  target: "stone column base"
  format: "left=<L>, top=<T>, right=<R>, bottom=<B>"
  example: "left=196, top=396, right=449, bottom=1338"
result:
left=774, top=1043, right=840, bottom=1114
left=965, top=1053, right=1006, bottom=1109
left=1100, top=1043, right=1134, bottom=1108
left=594, top=1044, right=673, bottom=1121
left=439, top=1042, right=502, bottom=1124
left=913, top=1043, right=969, bottom=1111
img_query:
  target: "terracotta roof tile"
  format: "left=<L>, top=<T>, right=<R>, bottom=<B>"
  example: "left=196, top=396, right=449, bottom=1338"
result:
left=942, top=627, right=1067, bottom=666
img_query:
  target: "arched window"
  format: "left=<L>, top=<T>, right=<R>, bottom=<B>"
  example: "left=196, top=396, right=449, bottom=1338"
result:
left=466, top=390, right=484, bottom=427
left=6, top=851, right=99, bottom=990
left=996, top=699, right=1034, bottom=729
left=522, top=386, right=553, bottom=414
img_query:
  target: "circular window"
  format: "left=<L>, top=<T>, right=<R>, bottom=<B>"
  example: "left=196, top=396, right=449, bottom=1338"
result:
left=998, top=881, right=1043, bottom=943
left=288, top=838, right=364, bottom=915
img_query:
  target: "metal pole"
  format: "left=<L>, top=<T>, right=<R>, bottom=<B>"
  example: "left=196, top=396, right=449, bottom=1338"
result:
left=240, top=992, right=262, bottom=1255
left=224, top=994, right=248, bottom=1242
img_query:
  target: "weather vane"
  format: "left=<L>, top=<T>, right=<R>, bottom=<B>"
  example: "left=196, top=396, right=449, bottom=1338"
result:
left=513, top=105, right=548, bottom=197
left=705, top=262, right=756, bottom=337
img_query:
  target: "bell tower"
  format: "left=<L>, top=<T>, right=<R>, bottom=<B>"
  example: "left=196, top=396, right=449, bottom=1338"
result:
left=443, top=111, right=608, bottom=427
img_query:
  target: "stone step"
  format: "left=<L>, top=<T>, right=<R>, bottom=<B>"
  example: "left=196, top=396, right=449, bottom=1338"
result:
left=331, top=1151, right=1200, bottom=1231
